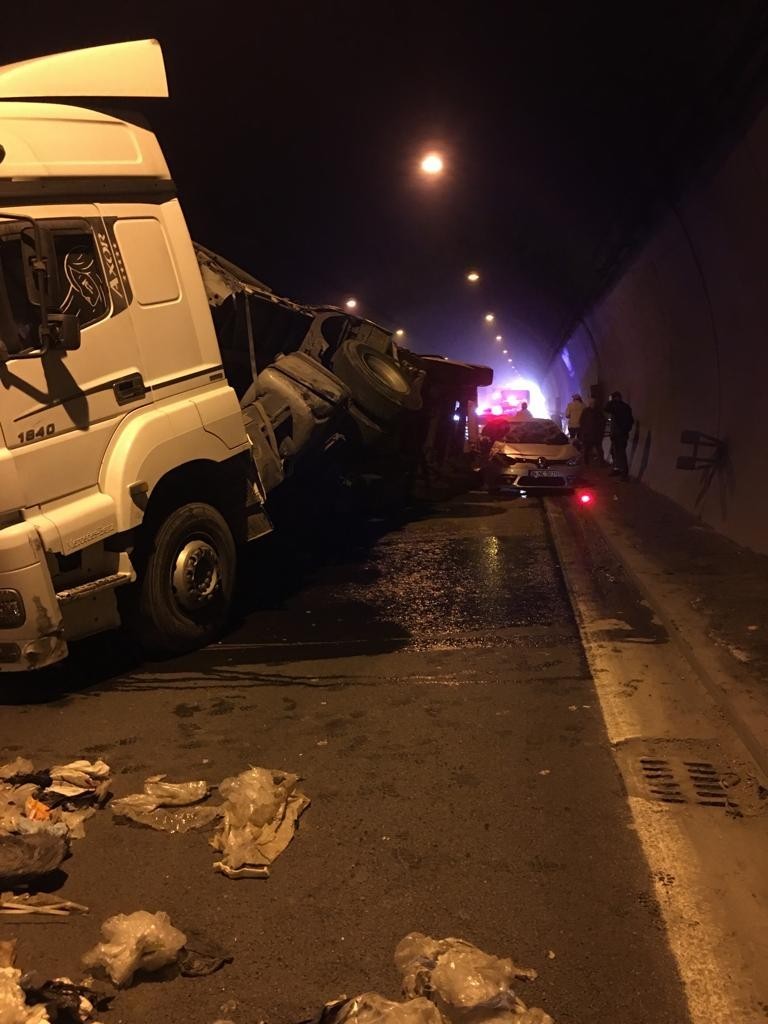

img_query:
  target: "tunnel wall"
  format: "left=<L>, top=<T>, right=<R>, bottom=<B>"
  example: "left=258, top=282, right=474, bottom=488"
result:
left=543, top=104, right=768, bottom=554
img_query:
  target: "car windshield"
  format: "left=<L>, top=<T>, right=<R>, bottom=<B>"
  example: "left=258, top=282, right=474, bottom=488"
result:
left=504, top=419, right=568, bottom=445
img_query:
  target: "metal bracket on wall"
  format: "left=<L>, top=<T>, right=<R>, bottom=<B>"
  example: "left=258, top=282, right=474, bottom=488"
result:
left=676, top=429, right=727, bottom=471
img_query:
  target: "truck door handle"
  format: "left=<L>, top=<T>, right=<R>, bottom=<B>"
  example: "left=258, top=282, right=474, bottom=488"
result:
left=113, top=373, right=146, bottom=405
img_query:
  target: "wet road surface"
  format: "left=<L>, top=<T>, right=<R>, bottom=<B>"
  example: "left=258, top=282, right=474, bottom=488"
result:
left=0, top=493, right=689, bottom=1024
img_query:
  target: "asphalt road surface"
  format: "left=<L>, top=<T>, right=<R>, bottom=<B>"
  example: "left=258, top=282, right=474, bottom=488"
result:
left=0, top=493, right=690, bottom=1024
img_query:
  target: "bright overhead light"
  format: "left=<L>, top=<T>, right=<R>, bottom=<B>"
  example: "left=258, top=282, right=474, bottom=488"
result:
left=495, top=335, right=502, bottom=341
left=420, top=151, right=444, bottom=175
left=484, top=313, right=495, bottom=323
left=466, top=271, right=480, bottom=283
left=502, top=349, right=508, bottom=354
left=395, top=328, right=405, bottom=337
left=507, top=358, right=512, bottom=362
left=345, top=298, right=358, bottom=310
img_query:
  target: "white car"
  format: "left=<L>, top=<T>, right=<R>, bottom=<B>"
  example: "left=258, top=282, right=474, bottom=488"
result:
left=485, top=418, right=582, bottom=492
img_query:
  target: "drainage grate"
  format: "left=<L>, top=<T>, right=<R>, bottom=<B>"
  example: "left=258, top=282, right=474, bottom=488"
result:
left=639, top=757, right=739, bottom=810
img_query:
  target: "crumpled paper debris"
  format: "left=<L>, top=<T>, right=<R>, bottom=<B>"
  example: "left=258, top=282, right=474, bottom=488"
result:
left=82, top=910, right=186, bottom=988
left=394, top=934, right=553, bottom=1024
left=111, top=778, right=218, bottom=833
left=210, top=767, right=310, bottom=878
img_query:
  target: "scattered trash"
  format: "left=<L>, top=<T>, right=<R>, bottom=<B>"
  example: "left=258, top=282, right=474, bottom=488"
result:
left=46, top=762, right=111, bottom=804
left=0, top=831, right=68, bottom=882
left=726, top=645, right=751, bottom=663
left=0, top=759, right=111, bottom=880
left=22, top=974, right=111, bottom=1023
left=211, top=767, right=310, bottom=879
left=111, top=777, right=219, bottom=834
left=0, top=964, right=49, bottom=1024
left=0, top=893, right=88, bottom=917
left=82, top=910, right=186, bottom=987
left=218, top=1000, right=239, bottom=1016
left=546, top=950, right=556, bottom=960
left=178, top=929, right=233, bottom=977
left=310, top=993, right=445, bottom=1024
left=538, top=770, right=550, bottom=777
left=395, top=933, right=553, bottom=1024
left=747, top=625, right=759, bottom=632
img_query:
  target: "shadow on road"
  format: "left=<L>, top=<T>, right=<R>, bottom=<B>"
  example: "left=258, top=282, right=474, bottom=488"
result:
left=1, top=487, right=504, bottom=704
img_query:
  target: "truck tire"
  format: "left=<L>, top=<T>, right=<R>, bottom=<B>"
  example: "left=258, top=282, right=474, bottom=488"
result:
left=133, top=502, right=236, bottom=655
left=332, top=339, right=422, bottom=423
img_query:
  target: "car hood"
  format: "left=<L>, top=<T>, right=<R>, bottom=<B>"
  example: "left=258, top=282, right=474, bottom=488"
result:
left=493, top=442, right=578, bottom=462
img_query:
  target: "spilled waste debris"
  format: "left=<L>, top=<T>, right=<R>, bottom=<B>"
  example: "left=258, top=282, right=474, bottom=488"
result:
left=111, top=776, right=221, bottom=833
left=394, top=933, right=553, bottom=1024
left=0, top=759, right=111, bottom=884
left=210, top=767, right=311, bottom=879
left=82, top=910, right=187, bottom=988
left=110, top=765, right=310, bottom=877
left=301, top=935, right=555, bottom=1024
left=0, top=937, right=110, bottom=1023
left=0, top=893, right=88, bottom=917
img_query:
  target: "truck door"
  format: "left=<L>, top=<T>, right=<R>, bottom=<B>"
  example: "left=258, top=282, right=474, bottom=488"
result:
left=0, top=208, right=146, bottom=509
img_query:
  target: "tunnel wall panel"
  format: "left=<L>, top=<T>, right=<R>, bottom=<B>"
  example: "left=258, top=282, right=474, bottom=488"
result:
left=544, top=106, right=768, bottom=553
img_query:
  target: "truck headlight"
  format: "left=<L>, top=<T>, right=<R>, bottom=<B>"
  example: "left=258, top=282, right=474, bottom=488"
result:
left=0, top=590, right=26, bottom=628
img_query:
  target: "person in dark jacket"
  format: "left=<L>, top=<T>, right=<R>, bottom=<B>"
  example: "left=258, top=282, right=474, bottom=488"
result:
left=604, top=391, right=634, bottom=479
left=579, top=398, right=606, bottom=465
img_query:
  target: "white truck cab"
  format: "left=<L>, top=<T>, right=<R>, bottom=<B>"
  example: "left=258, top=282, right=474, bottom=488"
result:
left=0, top=41, right=425, bottom=673
left=0, top=41, right=264, bottom=670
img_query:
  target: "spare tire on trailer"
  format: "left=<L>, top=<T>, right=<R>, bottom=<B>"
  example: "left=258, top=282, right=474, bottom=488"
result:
left=331, top=339, right=422, bottom=423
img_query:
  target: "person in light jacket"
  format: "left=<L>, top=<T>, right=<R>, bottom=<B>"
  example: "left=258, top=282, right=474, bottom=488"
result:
left=565, top=393, right=585, bottom=441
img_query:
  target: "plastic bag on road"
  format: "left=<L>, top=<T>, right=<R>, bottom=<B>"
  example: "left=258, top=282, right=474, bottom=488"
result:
left=211, top=767, right=310, bottom=878
left=0, top=966, right=50, bottom=1024
left=0, top=833, right=68, bottom=883
left=82, top=911, right=186, bottom=987
left=312, top=993, right=445, bottom=1024
left=394, top=934, right=552, bottom=1024
left=111, top=778, right=216, bottom=833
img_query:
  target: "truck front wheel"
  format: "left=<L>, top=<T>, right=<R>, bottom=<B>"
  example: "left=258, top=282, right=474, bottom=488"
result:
left=133, top=502, right=236, bottom=655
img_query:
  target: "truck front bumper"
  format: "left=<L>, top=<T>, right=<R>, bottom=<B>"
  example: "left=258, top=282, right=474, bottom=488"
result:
left=0, top=521, right=66, bottom=672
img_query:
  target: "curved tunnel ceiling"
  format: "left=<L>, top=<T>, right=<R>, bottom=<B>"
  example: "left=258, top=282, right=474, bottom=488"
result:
left=2, top=2, right=768, bottom=379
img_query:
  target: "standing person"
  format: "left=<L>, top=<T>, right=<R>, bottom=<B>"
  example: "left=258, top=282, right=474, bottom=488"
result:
left=604, top=391, right=634, bottom=479
left=565, top=393, right=585, bottom=441
left=579, top=397, right=606, bottom=466
left=513, top=401, right=533, bottom=421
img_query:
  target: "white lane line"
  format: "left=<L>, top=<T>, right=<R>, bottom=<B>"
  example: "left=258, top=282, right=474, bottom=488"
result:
left=546, top=499, right=768, bottom=1024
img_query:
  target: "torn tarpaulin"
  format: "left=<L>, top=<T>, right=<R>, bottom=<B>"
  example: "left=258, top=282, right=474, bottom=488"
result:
left=210, top=767, right=310, bottom=878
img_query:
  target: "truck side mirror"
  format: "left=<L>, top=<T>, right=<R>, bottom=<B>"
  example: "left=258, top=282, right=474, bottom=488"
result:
left=48, top=313, right=81, bottom=351
left=21, top=226, right=64, bottom=310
